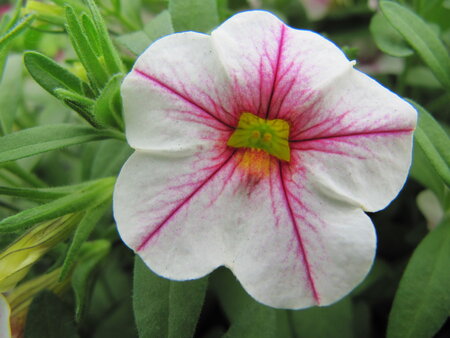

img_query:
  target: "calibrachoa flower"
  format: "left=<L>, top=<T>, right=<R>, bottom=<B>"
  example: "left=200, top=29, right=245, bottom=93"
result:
left=114, top=10, right=416, bottom=309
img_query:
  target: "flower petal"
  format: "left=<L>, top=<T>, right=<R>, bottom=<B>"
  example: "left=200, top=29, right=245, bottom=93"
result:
left=114, top=148, right=375, bottom=309
left=122, top=32, right=236, bottom=151
left=289, top=70, right=416, bottom=211
left=211, top=10, right=351, bottom=120
left=0, top=294, right=11, bottom=338
left=113, top=147, right=235, bottom=278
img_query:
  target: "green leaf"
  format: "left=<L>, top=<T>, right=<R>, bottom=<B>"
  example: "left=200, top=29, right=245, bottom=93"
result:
left=120, top=0, right=143, bottom=29
left=0, top=124, right=121, bottom=164
left=93, top=73, right=124, bottom=129
left=133, top=256, right=208, bottom=338
left=60, top=200, right=111, bottom=281
left=0, top=14, right=35, bottom=51
left=65, top=5, right=109, bottom=91
left=24, top=291, right=78, bottom=338
left=89, top=139, right=132, bottom=179
left=81, top=13, right=101, bottom=56
left=169, top=0, right=219, bottom=33
left=406, top=66, right=441, bottom=89
left=85, top=0, right=125, bottom=75
left=71, top=240, right=111, bottom=321
left=144, top=10, right=174, bottom=43
left=380, top=1, right=450, bottom=89
left=369, top=12, right=414, bottom=57
left=0, top=177, right=114, bottom=232
left=291, top=297, right=354, bottom=338
left=116, top=31, right=151, bottom=55
left=0, top=54, right=22, bottom=135
left=0, top=181, right=94, bottom=202
left=410, top=100, right=450, bottom=187
left=53, top=88, right=101, bottom=128
left=117, top=10, right=174, bottom=55
left=24, top=51, right=85, bottom=96
left=410, top=139, right=449, bottom=208
left=211, top=268, right=291, bottom=338
left=387, top=217, right=450, bottom=338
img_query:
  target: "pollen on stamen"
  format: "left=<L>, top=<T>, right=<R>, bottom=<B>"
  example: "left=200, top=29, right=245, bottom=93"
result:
left=263, top=133, right=272, bottom=142
left=251, top=130, right=261, bottom=140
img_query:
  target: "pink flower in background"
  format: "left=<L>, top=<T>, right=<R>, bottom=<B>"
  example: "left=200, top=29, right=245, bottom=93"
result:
left=114, top=10, right=416, bottom=309
left=0, top=4, right=11, bottom=17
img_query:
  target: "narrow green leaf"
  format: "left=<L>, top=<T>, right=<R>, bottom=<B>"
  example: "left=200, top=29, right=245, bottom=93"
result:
left=409, top=100, right=450, bottom=187
left=85, top=0, right=125, bottom=75
left=93, top=73, right=124, bottom=128
left=60, top=200, right=111, bottom=280
left=169, top=0, right=219, bottom=33
left=24, top=51, right=85, bottom=95
left=65, top=5, right=109, bottom=91
left=291, top=297, right=354, bottom=338
left=133, top=256, right=208, bottom=338
left=369, top=12, right=414, bottom=57
left=54, top=88, right=95, bottom=108
left=0, top=181, right=94, bottom=202
left=410, top=139, right=449, bottom=208
left=0, top=177, right=114, bottom=232
left=24, top=291, right=78, bottom=338
left=211, top=268, right=291, bottom=338
left=380, top=1, right=450, bottom=89
left=0, top=124, right=120, bottom=164
left=72, top=240, right=111, bottom=321
left=0, top=54, right=22, bottom=135
left=0, top=14, right=35, bottom=51
left=53, top=88, right=100, bottom=128
left=81, top=13, right=101, bottom=56
left=387, top=217, right=450, bottom=338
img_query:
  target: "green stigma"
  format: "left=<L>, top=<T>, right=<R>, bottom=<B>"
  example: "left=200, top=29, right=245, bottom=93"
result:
left=227, top=112, right=290, bottom=161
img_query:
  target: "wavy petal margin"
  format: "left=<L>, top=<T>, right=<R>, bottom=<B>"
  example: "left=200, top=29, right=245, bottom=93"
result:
left=115, top=10, right=416, bottom=309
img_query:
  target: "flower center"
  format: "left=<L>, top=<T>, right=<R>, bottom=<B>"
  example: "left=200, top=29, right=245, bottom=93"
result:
left=227, top=112, right=290, bottom=161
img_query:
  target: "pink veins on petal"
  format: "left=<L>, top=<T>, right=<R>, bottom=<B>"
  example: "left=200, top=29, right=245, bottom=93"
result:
left=115, top=10, right=417, bottom=309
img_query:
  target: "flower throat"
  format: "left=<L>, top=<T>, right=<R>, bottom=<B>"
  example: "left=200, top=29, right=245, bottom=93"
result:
left=227, top=112, right=290, bottom=161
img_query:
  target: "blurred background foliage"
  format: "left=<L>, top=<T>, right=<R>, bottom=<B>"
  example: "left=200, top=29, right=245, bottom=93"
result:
left=0, top=0, right=449, bottom=337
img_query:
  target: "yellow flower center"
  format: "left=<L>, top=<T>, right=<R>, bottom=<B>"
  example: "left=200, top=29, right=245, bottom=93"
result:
left=227, top=112, right=290, bottom=161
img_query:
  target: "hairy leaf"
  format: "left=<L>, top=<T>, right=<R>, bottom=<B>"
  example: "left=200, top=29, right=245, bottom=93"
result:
left=0, top=124, right=121, bottom=164
left=0, top=177, right=114, bottom=232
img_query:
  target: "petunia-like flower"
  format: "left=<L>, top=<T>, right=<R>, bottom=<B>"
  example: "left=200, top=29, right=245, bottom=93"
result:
left=114, top=10, right=416, bottom=309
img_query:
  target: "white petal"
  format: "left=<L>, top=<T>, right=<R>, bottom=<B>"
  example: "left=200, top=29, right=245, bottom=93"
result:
left=0, top=294, right=11, bottom=338
left=288, top=69, right=416, bottom=211
left=114, top=148, right=234, bottom=278
left=211, top=10, right=352, bottom=120
left=114, top=149, right=375, bottom=309
left=122, top=32, right=236, bottom=151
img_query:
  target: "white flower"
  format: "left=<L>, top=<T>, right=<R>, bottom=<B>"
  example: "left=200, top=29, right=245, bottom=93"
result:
left=114, top=10, right=416, bottom=309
